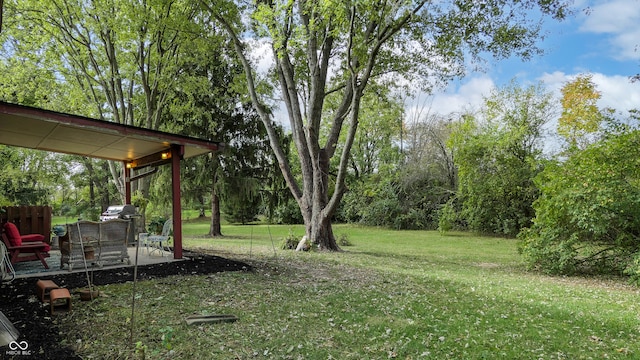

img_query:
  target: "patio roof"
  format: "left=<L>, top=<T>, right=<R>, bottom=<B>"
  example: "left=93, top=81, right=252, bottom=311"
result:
left=0, top=101, right=223, bottom=260
left=0, top=101, right=221, bottom=163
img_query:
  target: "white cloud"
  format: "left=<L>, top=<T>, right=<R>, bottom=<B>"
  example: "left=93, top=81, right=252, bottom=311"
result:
left=247, top=38, right=274, bottom=74
left=408, top=71, right=639, bottom=122
left=579, top=0, right=640, bottom=60
left=538, top=71, right=640, bottom=112
left=405, top=76, right=496, bottom=121
left=591, top=73, right=640, bottom=111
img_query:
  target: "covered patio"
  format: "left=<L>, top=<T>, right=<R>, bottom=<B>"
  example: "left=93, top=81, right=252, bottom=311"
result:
left=9, top=245, right=180, bottom=279
left=0, top=101, right=222, bottom=262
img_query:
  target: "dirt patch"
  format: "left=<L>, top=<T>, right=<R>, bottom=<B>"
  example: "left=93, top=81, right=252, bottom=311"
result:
left=0, top=251, right=250, bottom=360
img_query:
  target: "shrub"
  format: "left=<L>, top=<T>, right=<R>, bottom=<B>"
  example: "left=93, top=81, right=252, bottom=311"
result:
left=280, top=229, right=300, bottom=250
left=437, top=200, right=457, bottom=234
left=148, top=216, right=168, bottom=234
left=336, top=233, right=352, bottom=247
left=273, top=199, right=304, bottom=225
left=519, top=130, right=640, bottom=276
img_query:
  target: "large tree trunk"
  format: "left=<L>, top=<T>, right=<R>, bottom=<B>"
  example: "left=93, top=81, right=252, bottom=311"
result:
left=310, top=149, right=340, bottom=251
left=309, top=212, right=339, bottom=251
left=209, top=186, right=222, bottom=237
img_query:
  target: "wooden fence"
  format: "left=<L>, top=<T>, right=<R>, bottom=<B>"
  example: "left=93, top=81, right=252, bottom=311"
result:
left=1, top=206, right=52, bottom=244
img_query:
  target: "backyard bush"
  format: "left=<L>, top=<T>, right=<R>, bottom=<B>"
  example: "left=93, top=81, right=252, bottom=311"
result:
left=339, top=174, right=445, bottom=230
left=449, top=83, right=551, bottom=237
left=519, top=129, right=640, bottom=278
left=280, top=229, right=302, bottom=250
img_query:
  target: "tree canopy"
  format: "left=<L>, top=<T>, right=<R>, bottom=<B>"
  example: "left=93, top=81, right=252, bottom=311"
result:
left=519, top=124, right=640, bottom=277
left=2, top=0, right=214, bottom=202
left=447, top=82, right=554, bottom=236
left=558, top=74, right=607, bottom=149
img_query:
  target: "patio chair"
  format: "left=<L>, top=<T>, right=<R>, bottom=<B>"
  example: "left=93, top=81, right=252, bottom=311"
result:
left=1, top=241, right=15, bottom=282
left=1, top=222, right=50, bottom=269
left=140, top=219, right=172, bottom=257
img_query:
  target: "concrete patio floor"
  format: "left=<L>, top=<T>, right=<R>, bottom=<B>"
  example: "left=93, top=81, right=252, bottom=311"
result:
left=11, top=245, right=182, bottom=279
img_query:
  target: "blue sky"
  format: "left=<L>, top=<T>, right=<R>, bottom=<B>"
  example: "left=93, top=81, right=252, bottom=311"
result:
left=426, top=0, right=640, bottom=117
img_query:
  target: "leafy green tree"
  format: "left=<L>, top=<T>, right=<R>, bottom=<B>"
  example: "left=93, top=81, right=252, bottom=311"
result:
left=0, top=55, right=63, bottom=108
left=404, top=114, right=458, bottom=204
left=340, top=113, right=457, bottom=230
left=67, top=156, right=118, bottom=218
left=404, top=116, right=458, bottom=191
left=331, top=89, right=408, bottom=227
left=519, top=122, right=640, bottom=277
left=0, top=146, right=66, bottom=205
left=202, top=0, right=569, bottom=250
left=326, top=87, right=404, bottom=179
left=2, top=0, right=207, bottom=201
left=450, top=82, right=554, bottom=236
left=219, top=176, right=261, bottom=224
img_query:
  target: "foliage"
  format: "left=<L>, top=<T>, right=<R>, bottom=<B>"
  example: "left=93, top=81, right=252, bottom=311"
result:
left=273, top=198, right=304, bottom=225
left=220, top=177, right=261, bottom=224
left=280, top=228, right=301, bottom=250
left=0, top=40, right=67, bottom=109
left=403, top=115, right=458, bottom=192
left=353, top=177, right=404, bottom=229
left=131, top=191, right=149, bottom=212
left=339, top=167, right=453, bottom=231
left=159, top=326, right=174, bottom=351
left=340, top=177, right=402, bottom=229
left=438, top=199, right=462, bottom=234
left=338, top=112, right=460, bottom=232
left=134, top=341, right=147, bottom=360
left=557, top=74, right=606, bottom=149
left=148, top=216, right=169, bottom=235
left=450, top=82, right=554, bottom=236
left=67, top=157, right=118, bottom=213
left=518, top=128, right=640, bottom=276
left=2, top=0, right=215, bottom=203
left=76, top=205, right=101, bottom=222
left=162, top=37, right=287, bottom=232
left=324, top=87, right=404, bottom=178
left=0, top=146, right=65, bottom=205
left=336, top=233, right=352, bottom=247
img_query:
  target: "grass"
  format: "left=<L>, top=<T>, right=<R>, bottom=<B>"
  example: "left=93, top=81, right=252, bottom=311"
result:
left=54, top=220, right=640, bottom=359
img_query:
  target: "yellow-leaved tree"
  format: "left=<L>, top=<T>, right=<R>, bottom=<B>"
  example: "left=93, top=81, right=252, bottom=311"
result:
left=558, top=74, right=605, bottom=149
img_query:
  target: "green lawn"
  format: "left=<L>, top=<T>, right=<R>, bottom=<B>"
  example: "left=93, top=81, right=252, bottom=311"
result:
left=57, top=220, right=640, bottom=359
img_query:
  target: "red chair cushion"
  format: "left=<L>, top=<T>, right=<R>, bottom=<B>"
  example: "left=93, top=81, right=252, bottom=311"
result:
left=22, top=234, right=45, bottom=242
left=3, top=223, right=50, bottom=251
left=3, top=222, right=22, bottom=246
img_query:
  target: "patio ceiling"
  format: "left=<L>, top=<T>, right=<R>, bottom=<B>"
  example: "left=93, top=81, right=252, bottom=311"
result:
left=0, top=101, right=221, bottom=164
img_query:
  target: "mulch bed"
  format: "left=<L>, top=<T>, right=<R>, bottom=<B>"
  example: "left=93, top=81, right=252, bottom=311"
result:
left=1, top=252, right=251, bottom=359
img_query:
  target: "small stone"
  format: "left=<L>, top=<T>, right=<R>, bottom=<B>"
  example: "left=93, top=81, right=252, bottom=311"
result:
left=295, top=236, right=310, bottom=251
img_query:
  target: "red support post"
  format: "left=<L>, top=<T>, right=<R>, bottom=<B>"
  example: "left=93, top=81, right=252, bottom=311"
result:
left=123, top=162, right=132, bottom=204
left=171, top=145, right=183, bottom=259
